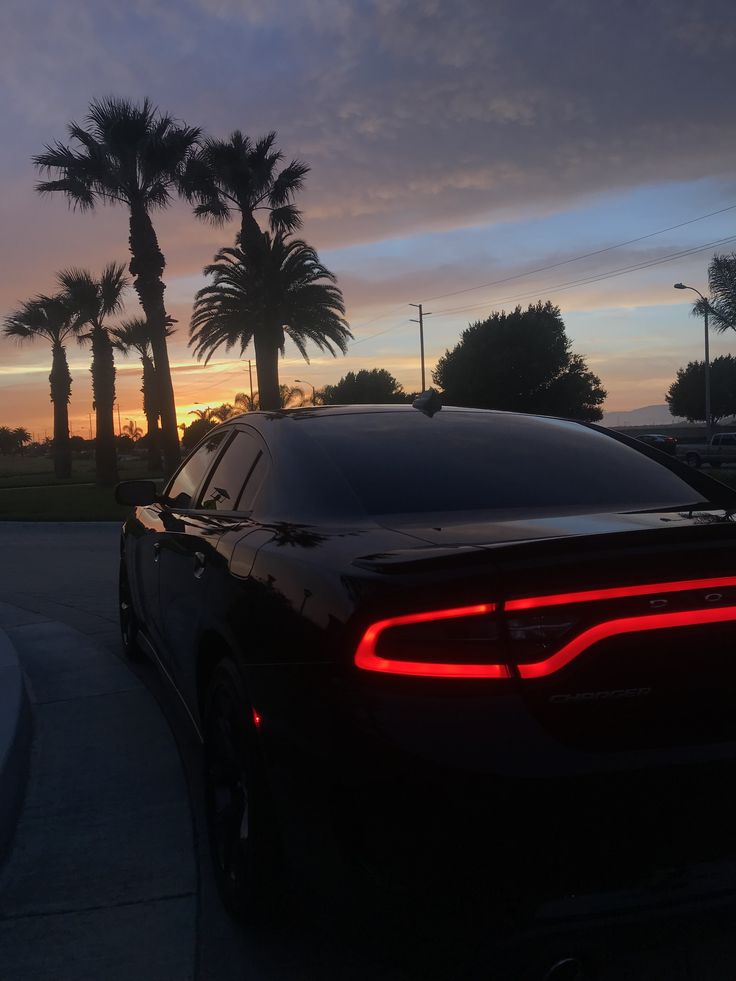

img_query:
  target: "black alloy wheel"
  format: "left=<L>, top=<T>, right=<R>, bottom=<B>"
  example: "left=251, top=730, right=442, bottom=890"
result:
left=119, top=560, right=144, bottom=660
left=203, top=658, right=277, bottom=923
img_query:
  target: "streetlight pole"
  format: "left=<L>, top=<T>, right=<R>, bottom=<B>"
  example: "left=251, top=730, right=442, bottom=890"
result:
left=295, top=379, right=316, bottom=405
left=674, top=283, right=712, bottom=440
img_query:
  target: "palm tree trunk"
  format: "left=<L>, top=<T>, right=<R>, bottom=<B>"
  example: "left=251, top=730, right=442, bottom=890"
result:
left=49, top=342, right=72, bottom=479
left=141, top=354, right=162, bottom=472
left=128, top=202, right=180, bottom=475
left=253, top=331, right=281, bottom=411
left=240, top=213, right=266, bottom=259
left=90, top=327, right=119, bottom=487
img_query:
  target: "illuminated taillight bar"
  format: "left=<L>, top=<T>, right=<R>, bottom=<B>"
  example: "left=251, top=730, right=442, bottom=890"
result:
left=354, top=603, right=510, bottom=678
left=517, top=606, right=736, bottom=679
left=505, top=576, right=736, bottom=612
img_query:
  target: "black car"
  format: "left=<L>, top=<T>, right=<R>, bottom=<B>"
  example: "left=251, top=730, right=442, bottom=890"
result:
left=635, top=432, right=678, bottom=456
left=117, top=405, right=736, bottom=944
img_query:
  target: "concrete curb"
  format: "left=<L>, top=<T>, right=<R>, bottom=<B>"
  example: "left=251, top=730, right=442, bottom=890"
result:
left=0, top=627, right=31, bottom=861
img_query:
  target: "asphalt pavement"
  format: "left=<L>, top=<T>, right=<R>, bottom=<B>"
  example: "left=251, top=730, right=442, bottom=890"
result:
left=2, top=522, right=736, bottom=980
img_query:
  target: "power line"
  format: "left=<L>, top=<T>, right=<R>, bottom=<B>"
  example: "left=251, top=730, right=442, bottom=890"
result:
left=430, top=233, right=736, bottom=319
left=422, top=202, right=736, bottom=304
left=347, top=202, right=736, bottom=348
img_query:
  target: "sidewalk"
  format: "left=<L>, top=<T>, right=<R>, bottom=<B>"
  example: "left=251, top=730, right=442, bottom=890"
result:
left=0, top=605, right=197, bottom=981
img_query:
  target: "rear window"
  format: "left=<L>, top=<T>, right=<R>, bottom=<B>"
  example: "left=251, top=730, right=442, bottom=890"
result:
left=302, top=411, right=704, bottom=516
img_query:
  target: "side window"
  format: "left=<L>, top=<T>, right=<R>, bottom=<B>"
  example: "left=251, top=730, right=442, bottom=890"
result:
left=198, top=430, right=263, bottom=512
left=238, top=452, right=268, bottom=512
left=724, top=436, right=736, bottom=447
left=166, top=432, right=226, bottom=509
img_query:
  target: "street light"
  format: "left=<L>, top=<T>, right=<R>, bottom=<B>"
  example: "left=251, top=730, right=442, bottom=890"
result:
left=294, top=378, right=316, bottom=405
left=674, top=282, right=712, bottom=440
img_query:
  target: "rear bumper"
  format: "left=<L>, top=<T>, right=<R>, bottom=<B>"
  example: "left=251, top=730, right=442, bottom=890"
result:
left=246, top=664, right=736, bottom=925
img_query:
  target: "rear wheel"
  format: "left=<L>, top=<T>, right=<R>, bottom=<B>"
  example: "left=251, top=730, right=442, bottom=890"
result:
left=203, top=658, right=280, bottom=923
left=685, top=452, right=701, bottom=468
left=119, top=560, right=144, bottom=660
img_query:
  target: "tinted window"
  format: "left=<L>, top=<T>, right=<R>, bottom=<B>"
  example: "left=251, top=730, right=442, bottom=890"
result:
left=166, top=431, right=226, bottom=508
left=198, top=431, right=262, bottom=511
left=302, top=411, right=705, bottom=516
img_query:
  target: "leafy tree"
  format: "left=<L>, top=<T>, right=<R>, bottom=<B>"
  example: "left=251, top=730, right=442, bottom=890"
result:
left=433, top=301, right=606, bottom=420
left=189, top=236, right=351, bottom=410
left=59, top=263, right=128, bottom=486
left=4, top=295, right=76, bottom=477
left=665, top=355, right=736, bottom=423
left=111, top=316, right=171, bottom=473
left=321, top=368, right=406, bottom=405
left=180, top=416, right=216, bottom=452
left=33, top=97, right=200, bottom=474
left=182, top=131, right=308, bottom=261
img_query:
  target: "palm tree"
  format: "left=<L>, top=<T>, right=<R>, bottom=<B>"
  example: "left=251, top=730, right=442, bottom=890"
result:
left=190, top=235, right=351, bottom=410
left=122, top=419, right=143, bottom=441
left=33, top=97, right=200, bottom=475
left=59, top=263, right=128, bottom=486
left=12, top=428, right=31, bottom=456
left=182, top=131, right=309, bottom=261
left=188, top=405, right=233, bottom=423
left=4, top=296, right=76, bottom=477
left=111, top=316, right=171, bottom=472
left=701, top=254, right=736, bottom=333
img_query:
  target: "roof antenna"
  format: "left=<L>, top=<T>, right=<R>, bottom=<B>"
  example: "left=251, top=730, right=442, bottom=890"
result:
left=412, top=388, right=442, bottom=417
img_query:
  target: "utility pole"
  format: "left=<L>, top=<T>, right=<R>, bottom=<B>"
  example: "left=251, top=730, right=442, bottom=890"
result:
left=409, top=303, right=432, bottom=392
left=88, top=413, right=92, bottom=440
left=248, top=359, right=254, bottom=403
left=117, top=403, right=122, bottom=437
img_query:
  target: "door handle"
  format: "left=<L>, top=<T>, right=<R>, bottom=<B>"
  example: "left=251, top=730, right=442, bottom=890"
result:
left=153, top=542, right=161, bottom=563
left=193, top=551, right=206, bottom=579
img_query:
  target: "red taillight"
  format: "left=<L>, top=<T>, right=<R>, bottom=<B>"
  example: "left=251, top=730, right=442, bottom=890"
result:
left=354, top=603, right=510, bottom=678
left=354, top=577, right=736, bottom=681
left=517, top=606, right=736, bottom=679
left=506, top=576, right=736, bottom=612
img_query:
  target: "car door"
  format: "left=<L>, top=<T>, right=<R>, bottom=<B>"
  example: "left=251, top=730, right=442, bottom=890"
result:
left=157, top=427, right=267, bottom=688
left=140, top=430, right=229, bottom=659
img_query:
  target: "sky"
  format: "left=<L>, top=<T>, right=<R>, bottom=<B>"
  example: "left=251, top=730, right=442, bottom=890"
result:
left=1, top=0, right=736, bottom=436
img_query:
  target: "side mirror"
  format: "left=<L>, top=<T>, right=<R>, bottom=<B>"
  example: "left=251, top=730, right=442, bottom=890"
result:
left=115, top=480, right=159, bottom=507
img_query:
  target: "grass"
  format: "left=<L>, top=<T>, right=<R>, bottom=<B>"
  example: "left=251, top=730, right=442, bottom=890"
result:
left=0, top=454, right=162, bottom=521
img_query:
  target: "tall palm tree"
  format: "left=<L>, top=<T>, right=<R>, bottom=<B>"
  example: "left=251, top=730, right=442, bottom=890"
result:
left=188, top=405, right=233, bottom=423
left=189, top=235, right=351, bottom=410
left=182, top=131, right=309, bottom=260
left=33, top=96, right=200, bottom=474
left=59, top=263, right=128, bottom=486
left=702, top=253, right=736, bottom=333
left=122, top=419, right=143, bottom=441
left=111, top=316, right=171, bottom=472
left=4, top=295, right=76, bottom=477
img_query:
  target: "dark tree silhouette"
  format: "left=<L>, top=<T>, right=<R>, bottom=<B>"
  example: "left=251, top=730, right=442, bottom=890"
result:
left=666, top=355, right=736, bottom=424
left=190, top=236, right=351, bottom=411
left=180, top=416, right=217, bottom=452
left=433, top=301, right=606, bottom=420
left=321, top=368, right=406, bottom=405
left=703, top=253, right=736, bottom=334
left=111, top=316, right=173, bottom=472
left=4, top=296, right=76, bottom=477
left=182, top=131, right=309, bottom=261
left=33, top=97, right=199, bottom=475
left=59, top=264, right=128, bottom=486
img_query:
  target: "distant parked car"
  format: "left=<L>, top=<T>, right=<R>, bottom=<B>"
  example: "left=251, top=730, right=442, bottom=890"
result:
left=680, top=433, right=736, bottom=469
left=636, top=433, right=678, bottom=456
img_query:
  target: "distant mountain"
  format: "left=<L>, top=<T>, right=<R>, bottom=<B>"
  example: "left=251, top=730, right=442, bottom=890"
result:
left=601, top=404, right=680, bottom=427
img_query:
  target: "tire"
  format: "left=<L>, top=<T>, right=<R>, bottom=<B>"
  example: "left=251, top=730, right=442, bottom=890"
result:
left=119, top=559, right=144, bottom=660
left=685, top=452, right=702, bottom=469
left=203, top=658, right=281, bottom=924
